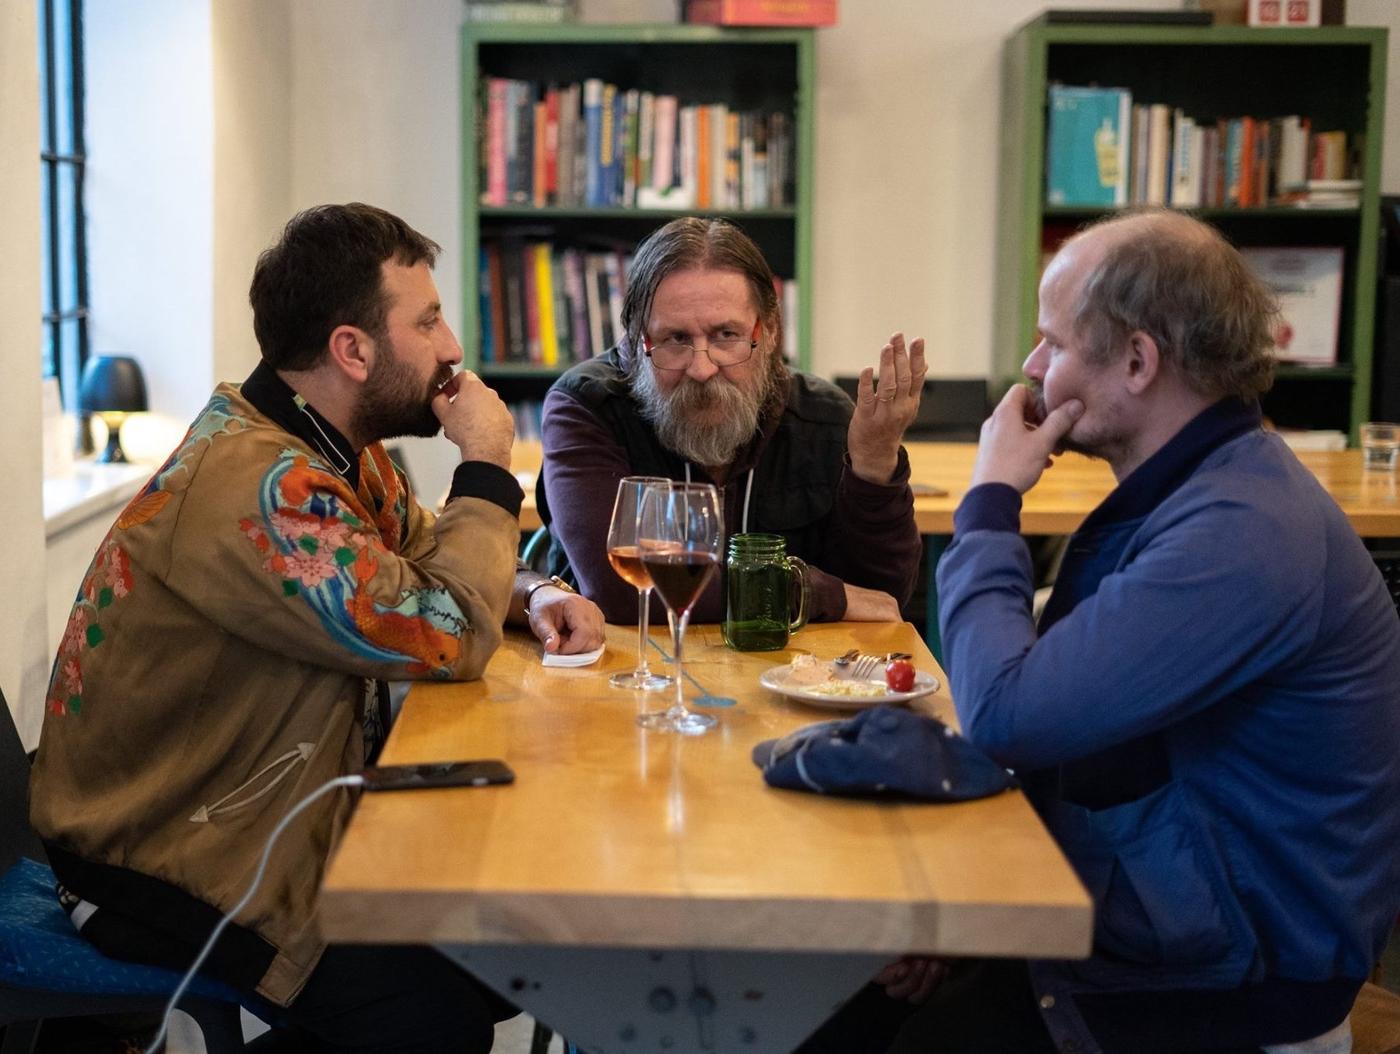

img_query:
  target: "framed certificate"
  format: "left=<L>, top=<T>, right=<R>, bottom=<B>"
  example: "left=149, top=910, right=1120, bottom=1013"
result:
left=1241, top=246, right=1344, bottom=366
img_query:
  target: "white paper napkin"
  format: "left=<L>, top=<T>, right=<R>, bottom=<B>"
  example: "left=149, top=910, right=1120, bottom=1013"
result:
left=541, top=645, right=605, bottom=668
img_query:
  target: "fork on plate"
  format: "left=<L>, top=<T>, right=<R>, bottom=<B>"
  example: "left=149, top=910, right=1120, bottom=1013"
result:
left=833, top=650, right=912, bottom=680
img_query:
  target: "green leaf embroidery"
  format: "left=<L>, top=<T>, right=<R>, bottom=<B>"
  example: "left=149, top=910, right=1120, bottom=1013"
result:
left=282, top=579, right=299, bottom=596
left=86, top=624, right=105, bottom=648
left=97, top=587, right=114, bottom=609
left=67, top=696, right=82, bottom=715
left=299, top=536, right=318, bottom=554
left=335, top=547, right=355, bottom=566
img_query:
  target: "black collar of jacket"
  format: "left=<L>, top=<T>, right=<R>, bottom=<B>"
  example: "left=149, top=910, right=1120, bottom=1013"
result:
left=1077, top=397, right=1262, bottom=535
left=241, top=360, right=360, bottom=491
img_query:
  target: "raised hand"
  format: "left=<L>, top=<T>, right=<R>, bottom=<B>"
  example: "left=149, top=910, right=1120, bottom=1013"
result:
left=969, top=384, right=1084, bottom=494
left=847, top=332, right=927, bottom=484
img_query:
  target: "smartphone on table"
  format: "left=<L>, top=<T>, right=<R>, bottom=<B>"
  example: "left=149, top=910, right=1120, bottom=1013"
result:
left=360, top=759, right=515, bottom=791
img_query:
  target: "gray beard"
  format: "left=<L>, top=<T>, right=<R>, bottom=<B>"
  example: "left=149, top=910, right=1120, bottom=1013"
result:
left=631, top=359, right=774, bottom=468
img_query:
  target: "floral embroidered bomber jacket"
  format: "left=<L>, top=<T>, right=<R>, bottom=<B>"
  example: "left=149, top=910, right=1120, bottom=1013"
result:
left=29, top=375, right=523, bottom=1007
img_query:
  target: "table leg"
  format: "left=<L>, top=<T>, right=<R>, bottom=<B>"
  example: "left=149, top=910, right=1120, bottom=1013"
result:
left=438, top=944, right=888, bottom=1054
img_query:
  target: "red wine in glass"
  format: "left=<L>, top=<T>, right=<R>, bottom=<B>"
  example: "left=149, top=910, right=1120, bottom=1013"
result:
left=641, top=551, right=718, bottom=613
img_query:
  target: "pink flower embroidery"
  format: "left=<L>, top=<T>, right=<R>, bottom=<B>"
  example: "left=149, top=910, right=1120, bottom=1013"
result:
left=106, top=547, right=132, bottom=597
left=62, top=659, right=82, bottom=695
left=271, top=509, right=322, bottom=540
left=282, top=550, right=339, bottom=587
left=61, top=608, right=90, bottom=655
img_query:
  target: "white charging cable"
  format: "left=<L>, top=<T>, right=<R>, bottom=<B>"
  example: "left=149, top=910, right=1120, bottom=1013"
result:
left=144, top=773, right=365, bottom=1054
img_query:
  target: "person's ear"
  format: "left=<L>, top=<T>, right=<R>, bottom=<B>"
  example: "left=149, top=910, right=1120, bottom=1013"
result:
left=327, top=324, right=373, bottom=384
left=1122, top=331, right=1160, bottom=396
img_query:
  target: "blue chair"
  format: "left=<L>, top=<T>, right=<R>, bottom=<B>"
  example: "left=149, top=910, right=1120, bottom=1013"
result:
left=0, top=688, right=249, bottom=1053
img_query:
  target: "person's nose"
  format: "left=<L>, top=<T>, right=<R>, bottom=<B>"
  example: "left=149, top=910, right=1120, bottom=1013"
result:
left=1023, top=339, right=1047, bottom=382
left=684, top=345, right=720, bottom=382
left=440, top=325, right=463, bottom=367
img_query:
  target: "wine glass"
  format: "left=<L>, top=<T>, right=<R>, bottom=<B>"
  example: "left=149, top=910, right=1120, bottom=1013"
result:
left=636, top=481, right=723, bottom=735
left=606, top=476, right=673, bottom=691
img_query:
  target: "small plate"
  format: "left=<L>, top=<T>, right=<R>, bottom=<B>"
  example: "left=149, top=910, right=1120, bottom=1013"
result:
left=758, top=665, right=941, bottom=711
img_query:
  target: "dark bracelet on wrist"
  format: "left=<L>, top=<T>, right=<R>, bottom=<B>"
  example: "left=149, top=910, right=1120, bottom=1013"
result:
left=524, top=575, right=576, bottom=615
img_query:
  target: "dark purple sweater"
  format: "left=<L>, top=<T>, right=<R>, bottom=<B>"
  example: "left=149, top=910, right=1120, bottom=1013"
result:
left=538, top=353, right=921, bottom=624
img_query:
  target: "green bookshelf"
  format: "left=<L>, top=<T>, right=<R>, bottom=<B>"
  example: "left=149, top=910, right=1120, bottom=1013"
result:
left=461, top=21, right=816, bottom=407
left=996, top=17, right=1388, bottom=440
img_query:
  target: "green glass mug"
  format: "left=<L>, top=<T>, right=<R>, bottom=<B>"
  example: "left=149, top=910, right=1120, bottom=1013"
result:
left=722, top=533, right=809, bottom=651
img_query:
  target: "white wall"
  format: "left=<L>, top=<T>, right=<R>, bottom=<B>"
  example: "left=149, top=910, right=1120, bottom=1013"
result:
left=86, top=0, right=214, bottom=422
left=212, top=0, right=293, bottom=386
left=1, top=0, right=51, bottom=748
left=813, top=0, right=1181, bottom=381
left=286, top=0, right=467, bottom=495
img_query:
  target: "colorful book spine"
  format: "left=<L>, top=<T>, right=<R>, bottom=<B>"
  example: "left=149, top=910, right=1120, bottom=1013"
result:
left=1045, top=85, right=1130, bottom=208
left=478, top=246, right=495, bottom=363
left=533, top=243, right=559, bottom=367
left=582, top=78, right=604, bottom=207
left=599, top=82, right=618, bottom=207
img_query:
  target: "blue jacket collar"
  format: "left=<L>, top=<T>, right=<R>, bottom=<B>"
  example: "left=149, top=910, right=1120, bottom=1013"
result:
left=1078, top=397, right=1262, bottom=534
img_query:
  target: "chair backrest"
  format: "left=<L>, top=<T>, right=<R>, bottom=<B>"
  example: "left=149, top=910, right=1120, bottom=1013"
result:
left=0, top=686, right=46, bottom=875
left=832, top=376, right=989, bottom=442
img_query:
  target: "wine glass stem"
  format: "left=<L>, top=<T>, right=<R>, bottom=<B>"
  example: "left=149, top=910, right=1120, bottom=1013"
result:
left=668, top=609, right=690, bottom=721
left=635, top=587, right=652, bottom=676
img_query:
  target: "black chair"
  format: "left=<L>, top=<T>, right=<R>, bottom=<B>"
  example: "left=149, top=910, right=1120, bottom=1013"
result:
left=832, top=375, right=989, bottom=441
left=0, top=688, right=248, bottom=1053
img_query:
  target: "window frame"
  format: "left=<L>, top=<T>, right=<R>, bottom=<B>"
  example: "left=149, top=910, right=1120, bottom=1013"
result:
left=39, top=0, right=89, bottom=408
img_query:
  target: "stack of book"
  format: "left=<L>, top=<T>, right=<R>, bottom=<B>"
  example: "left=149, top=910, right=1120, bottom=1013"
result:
left=478, top=77, right=795, bottom=210
left=1045, top=84, right=1361, bottom=209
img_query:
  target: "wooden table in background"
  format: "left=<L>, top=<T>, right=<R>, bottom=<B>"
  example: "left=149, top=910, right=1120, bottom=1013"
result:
left=514, top=441, right=1400, bottom=537
left=320, top=622, right=1091, bottom=1053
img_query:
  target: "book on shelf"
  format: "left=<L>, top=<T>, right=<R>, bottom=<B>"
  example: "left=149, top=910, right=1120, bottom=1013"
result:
left=1241, top=246, right=1344, bottom=366
left=478, top=236, right=800, bottom=370
left=1047, top=84, right=1362, bottom=210
left=480, top=75, right=794, bottom=211
left=1045, top=85, right=1130, bottom=208
left=684, top=0, right=837, bottom=26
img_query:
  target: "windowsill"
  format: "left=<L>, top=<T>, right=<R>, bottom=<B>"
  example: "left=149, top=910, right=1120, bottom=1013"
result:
left=43, top=460, right=152, bottom=539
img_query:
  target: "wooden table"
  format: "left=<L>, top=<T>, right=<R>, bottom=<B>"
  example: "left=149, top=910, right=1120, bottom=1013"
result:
left=320, top=622, right=1091, bottom=1052
left=514, top=441, right=1400, bottom=539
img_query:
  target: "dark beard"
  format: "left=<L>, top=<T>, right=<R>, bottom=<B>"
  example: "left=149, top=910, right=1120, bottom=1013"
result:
left=351, top=338, right=449, bottom=443
left=631, top=352, right=782, bottom=468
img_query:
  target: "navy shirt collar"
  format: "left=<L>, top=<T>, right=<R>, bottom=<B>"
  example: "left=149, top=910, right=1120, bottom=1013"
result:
left=1079, top=397, right=1262, bottom=534
left=241, top=360, right=360, bottom=491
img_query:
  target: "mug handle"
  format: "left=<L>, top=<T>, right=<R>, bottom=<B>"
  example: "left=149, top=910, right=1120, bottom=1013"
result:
left=785, top=555, right=809, bottom=632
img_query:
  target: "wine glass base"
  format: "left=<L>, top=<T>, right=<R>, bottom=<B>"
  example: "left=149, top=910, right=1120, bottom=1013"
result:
left=636, top=710, right=717, bottom=735
left=609, top=671, right=673, bottom=691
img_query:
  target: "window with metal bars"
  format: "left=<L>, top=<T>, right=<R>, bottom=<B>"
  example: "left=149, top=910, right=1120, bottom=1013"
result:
left=38, top=0, right=88, bottom=409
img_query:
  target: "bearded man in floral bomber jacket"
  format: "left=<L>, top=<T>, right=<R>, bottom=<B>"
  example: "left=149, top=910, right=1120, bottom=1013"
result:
left=30, top=203, right=603, bottom=1053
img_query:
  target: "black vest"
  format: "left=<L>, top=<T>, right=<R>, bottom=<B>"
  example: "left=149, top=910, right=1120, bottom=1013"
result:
left=539, top=350, right=855, bottom=584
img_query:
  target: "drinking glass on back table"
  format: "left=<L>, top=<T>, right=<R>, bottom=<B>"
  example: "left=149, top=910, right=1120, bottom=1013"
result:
left=636, top=481, right=723, bottom=735
left=606, top=476, right=673, bottom=691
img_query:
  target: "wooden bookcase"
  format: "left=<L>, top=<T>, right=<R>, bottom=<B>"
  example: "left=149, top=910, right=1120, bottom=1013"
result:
left=996, top=17, right=1388, bottom=439
left=461, top=22, right=815, bottom=413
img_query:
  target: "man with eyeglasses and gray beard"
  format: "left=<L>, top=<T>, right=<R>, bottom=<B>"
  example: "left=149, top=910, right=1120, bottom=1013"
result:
left=537, top=217, right=924, bottom=624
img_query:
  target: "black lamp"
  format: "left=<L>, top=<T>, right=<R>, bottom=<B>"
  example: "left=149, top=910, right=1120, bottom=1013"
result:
left=79, top=355, right=148, bottom=463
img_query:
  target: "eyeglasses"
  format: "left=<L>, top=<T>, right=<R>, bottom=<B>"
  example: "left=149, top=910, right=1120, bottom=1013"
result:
left=642, top=321, right=761, bottom=371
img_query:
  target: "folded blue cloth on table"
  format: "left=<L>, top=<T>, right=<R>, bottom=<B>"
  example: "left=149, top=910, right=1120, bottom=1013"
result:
left=751, top=705, right=1016, bottom=801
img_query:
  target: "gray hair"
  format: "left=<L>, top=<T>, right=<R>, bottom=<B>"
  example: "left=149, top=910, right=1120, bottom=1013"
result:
left=1071, top=210, right=1278, bottom=401
left=621, top=217, right=782, bottom=356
